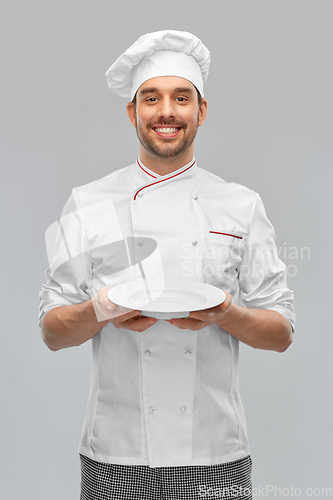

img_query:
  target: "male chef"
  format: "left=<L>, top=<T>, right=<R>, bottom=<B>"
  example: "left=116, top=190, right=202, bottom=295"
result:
left=39, top=30, right=295, bottom=500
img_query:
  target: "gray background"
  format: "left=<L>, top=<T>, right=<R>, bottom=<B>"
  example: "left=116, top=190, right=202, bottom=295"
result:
left=1, top=0, right=332, bottom=498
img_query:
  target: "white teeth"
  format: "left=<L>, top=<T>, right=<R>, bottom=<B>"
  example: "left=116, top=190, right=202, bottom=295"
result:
left=155, top=127, right=179, bottom=134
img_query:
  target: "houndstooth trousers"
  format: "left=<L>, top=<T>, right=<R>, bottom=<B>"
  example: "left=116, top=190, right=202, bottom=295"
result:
left=80, top=454, right=252, bottom=500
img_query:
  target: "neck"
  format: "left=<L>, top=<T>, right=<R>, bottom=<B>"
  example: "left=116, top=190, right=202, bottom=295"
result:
left=139, top=147, right=195, bottom=176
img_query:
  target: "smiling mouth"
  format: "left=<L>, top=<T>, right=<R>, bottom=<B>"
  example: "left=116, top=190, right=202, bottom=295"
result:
left=152, top=127, right=181, bottom=137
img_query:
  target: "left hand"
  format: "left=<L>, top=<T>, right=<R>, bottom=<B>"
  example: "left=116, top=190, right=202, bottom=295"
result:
left=165, top=291, right=232, bottom=330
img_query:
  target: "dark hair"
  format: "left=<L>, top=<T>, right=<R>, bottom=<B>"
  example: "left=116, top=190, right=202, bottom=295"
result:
left=132, top=86, right=202, bottom=108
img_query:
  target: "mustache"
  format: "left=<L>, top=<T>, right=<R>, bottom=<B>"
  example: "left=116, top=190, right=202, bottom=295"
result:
left=149, top=119, right=186, bottom=127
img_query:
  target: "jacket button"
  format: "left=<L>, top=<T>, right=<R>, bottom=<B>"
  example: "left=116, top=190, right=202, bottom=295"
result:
left=185, top=350, right=191, bottom=356
left=180, top=406, right=186, bottom=413
left=193, top=195, right=198, bottom=200
left=145, top=350, right=151, bottom=356
left=138, top=240, right=144, bottom=246
left=192, top=240, right=198, bottom=245
left=149, top=406, right=156, bottom=414
left=138, top=191, right=143, bottom=197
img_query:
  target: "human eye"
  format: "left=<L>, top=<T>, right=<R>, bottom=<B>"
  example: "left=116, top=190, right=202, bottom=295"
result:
left=146, top=97, right=158, bottom=102
left=175, top=96, right=190, bottom=104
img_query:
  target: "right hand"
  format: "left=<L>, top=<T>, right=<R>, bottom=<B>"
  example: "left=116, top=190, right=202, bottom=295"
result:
left=93, top=286, right=158, bottom=332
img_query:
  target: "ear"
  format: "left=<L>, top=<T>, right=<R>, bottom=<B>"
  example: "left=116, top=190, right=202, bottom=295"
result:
left=126, top=101, right=136, bottom=128
left=198, top=98, right=208, bottom=127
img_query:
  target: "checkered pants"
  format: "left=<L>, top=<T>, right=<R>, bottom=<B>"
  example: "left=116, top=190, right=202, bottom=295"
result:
left=80, top=454, right=252, bottom=500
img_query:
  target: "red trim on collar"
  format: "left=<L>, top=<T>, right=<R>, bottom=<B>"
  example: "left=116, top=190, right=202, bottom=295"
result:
left=134, top=160, right=196, bottom=200
left=210, top=231, right=243, bottom=240
left=137, top=159, right=157, bottom=179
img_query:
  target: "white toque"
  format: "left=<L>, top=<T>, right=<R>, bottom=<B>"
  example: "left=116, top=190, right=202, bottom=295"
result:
left=105, top=30, right=211, bottom=100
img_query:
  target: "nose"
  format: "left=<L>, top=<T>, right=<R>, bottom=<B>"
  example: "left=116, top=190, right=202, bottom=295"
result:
left=157, top=96, right=176, bottom=119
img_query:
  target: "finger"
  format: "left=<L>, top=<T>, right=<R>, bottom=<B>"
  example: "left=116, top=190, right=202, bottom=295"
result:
left=93, top=297, right=125, bottom=323
left=94, top=298, right=111, bottom=320
left=96, top=299, right=120, bottom=316
left=168, top=317, right=209, bottom=331
left=189, top=306, right=219, bottom=321
left=113, top=307, right=142, bottom=322
left=97, top=286, right=112, bottom=301
left=97, top=287, right=116, bottom=311
left=130, top=317, right=158, bottom=330
left=220, top=292, right=232, bottom=312
left=115, top=316, right=158, bottom=332
left=96, top=298, right=141, bottom=321
left=100, top=298, right=117, bottom=311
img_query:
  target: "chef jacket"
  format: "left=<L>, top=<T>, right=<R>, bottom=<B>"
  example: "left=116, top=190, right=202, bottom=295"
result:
left=39, top=157, right=295, bottom=468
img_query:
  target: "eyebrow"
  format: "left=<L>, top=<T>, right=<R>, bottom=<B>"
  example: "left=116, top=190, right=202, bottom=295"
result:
left=139, top=87, right=158, bottom=96
left=138, top=86, right=195, bottom=97
left=173, top=87, right=195, bottom=94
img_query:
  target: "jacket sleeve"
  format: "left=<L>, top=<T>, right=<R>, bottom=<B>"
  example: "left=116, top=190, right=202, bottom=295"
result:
left=38, top=188, right=91, bottom=326
left=239, top=193, right=295, bottom=331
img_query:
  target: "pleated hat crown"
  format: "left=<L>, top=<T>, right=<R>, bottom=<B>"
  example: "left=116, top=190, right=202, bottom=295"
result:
left=105, top=30, right=211, bottom=100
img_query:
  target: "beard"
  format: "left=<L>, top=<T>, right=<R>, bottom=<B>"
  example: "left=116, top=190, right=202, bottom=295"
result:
left=135, top=113, right=199, bottom=160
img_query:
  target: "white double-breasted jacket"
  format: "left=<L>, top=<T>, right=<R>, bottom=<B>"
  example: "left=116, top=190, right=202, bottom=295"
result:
left=39, top=158, right=295, bottom=467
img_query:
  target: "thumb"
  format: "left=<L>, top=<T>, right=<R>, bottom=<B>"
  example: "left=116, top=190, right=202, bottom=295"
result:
left=97, top=287, right=116, bottom=311
left=219, top=292, right=232, bottom=312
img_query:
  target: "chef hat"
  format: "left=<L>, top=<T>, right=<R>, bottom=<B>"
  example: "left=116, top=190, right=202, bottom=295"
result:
left=105, top=30, right=211, bottom=100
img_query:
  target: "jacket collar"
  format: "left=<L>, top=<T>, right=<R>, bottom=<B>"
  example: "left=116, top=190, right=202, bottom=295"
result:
left=133, top=157, right=197, bottom=184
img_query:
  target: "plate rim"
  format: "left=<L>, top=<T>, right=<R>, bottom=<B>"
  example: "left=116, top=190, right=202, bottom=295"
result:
left=107, top=280, right=226, bottom=313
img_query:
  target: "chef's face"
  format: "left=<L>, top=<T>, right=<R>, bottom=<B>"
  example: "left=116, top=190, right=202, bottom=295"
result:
left=126, top=76, right=207, bottom=161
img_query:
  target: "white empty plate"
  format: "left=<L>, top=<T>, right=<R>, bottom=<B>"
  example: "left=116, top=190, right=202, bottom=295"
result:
left=107, top=280, right=226, bottom=319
